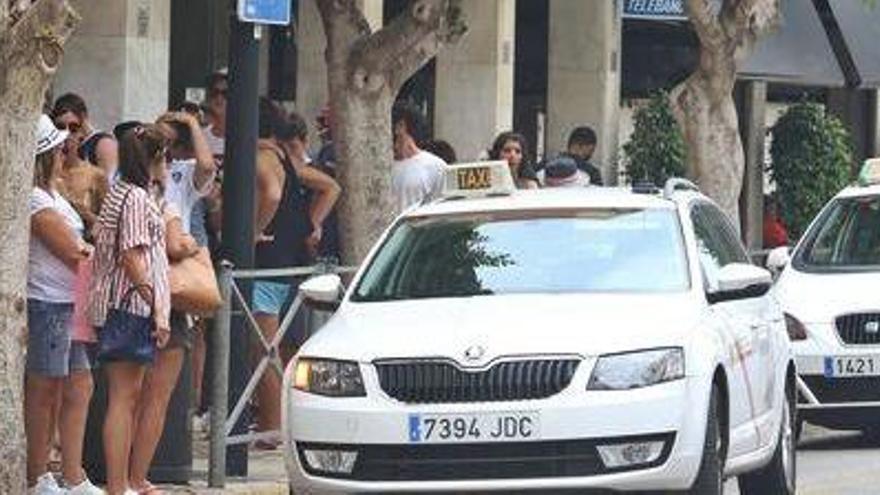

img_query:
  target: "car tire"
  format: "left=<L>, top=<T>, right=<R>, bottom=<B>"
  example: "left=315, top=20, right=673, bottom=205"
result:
left=687, top=385, right=725, bottom=494
left=737, top=386, right=797, bottom=495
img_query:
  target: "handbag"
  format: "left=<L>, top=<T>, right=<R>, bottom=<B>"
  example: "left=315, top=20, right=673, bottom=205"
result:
left=97, top=285, right=156, bottom=363
left=96, top=186, right=156, bottom=363
left=169, top=247, right=222, bottom=315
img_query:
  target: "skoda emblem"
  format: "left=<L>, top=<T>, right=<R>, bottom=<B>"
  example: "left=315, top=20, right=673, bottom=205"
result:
left=464, top=345, right=485, bottom=362
left=866, top=321, right=880, bottom=334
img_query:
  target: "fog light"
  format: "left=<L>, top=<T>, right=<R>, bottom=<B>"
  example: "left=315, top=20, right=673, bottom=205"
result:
left=597, top=441, right=665, bottom=468
left=303, top=449, right=358, bottom=474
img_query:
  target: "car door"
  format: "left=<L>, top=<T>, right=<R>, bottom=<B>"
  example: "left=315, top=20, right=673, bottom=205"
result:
left=700, top=204, right=777, bottom=424
left=690, top=202, right=763, bottom=456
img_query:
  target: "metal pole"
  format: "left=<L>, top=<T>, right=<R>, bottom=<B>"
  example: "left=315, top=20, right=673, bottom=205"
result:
left=208, top=261, right=234, bottom=488
left=223, top=3, right=260, bottom=475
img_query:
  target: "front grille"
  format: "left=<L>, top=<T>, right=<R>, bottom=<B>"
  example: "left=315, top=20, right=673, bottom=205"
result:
left=799, top=375, right=880, bottom=403
left=374, top=359, right=580, bottom=403
left=836, top=313, right=880, bottom=345
left=297, top=434, right=675, bottom=481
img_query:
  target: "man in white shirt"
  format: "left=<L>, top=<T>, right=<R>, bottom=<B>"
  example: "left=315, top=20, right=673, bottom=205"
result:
left=391, top=103, right=446, bottom=213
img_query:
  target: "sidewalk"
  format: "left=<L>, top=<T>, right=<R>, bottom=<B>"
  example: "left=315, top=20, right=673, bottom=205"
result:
left=159, top=435, right=289, bottom=494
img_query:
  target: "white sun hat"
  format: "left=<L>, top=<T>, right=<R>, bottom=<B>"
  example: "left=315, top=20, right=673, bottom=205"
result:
left=35, top=114, right=69, bottom=155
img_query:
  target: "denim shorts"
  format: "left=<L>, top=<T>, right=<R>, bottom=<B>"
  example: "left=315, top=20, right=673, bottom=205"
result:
left=27, top=299, right=90, bottom=377
left=252, top=280, right=291, bottom=316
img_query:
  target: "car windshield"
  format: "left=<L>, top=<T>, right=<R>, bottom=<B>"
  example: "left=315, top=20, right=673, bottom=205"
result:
left=794, top=195, right=880, bottom=272
left=352, top=208, right=690, bottom=302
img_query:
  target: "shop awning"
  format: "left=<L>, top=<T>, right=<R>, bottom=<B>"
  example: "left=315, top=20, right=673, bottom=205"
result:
left=739, top=0, right=845, bottom=87
left=827, top=0, right=880, bottom=88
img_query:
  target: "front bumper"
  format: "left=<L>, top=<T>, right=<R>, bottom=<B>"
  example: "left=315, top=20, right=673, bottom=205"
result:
left=281, top=366, right=710, bottom=493
left=793, top=322, right=880, bottom=417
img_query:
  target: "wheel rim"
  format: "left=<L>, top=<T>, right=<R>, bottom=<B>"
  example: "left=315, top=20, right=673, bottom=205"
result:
left=781, top=399, right=795, bottom=492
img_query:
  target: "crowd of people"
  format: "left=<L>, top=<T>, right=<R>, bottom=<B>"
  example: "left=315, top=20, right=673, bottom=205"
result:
left=24, top=65, right=621, bottom=495
left=391, top=103, right=607, bottom=213
left=25, top=69, right=345, bottom=495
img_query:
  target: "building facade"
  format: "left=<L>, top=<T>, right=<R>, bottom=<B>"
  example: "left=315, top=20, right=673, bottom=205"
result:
left=53, top=0, right=880, bottom=193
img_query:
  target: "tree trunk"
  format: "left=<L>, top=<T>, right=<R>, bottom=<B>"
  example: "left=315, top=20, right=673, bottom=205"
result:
left=322, top=5, right=397, bottom=263
left=671, top=65, right=744, bottom=223
left=329, top=88, right=396, bottom=263
left=0, top=1, right=78, bottom=490
left=672, top=0, right=780, bottom=226
left=317, top=0, right=466, bottom=264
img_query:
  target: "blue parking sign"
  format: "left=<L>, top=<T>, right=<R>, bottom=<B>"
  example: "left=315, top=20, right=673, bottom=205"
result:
left=238, top=0, right=292, bottom=25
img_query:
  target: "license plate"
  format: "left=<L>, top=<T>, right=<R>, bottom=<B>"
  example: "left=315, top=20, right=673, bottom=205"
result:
left=408, top=412, right=539, bottom=443
left=824, top=356, right=880, bottom=377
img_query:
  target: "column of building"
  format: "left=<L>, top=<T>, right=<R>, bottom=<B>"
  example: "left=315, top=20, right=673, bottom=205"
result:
left=433, top=0, right=516, bottom=162
left=54, top=0, right=170, bottom=129
left=546, top=0, right=622, bottom=183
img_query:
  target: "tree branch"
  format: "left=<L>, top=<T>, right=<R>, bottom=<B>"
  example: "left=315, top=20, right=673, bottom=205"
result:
left=685, top=0, right=726, bottom=49
left=5, top=0, right=78, bottom=74
left=722, top=0, right=780, bottom=37
left=352, top=0, right=466, bottom=94
left=316, top=0, right=372, bottom=40
left=317, top=0, right=372, bottom=61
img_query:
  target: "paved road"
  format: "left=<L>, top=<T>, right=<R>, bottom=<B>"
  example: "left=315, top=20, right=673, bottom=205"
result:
left=725, top=425, right=880, bottom=495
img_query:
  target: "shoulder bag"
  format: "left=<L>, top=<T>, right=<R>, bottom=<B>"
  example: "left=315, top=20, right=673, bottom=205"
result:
left=96, top=186, right=157, bottom=363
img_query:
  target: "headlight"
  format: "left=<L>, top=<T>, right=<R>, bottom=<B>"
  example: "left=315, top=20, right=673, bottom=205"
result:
left=293, top=358, right=366, bottom=397
left=587, top=348, right=685, bottom=390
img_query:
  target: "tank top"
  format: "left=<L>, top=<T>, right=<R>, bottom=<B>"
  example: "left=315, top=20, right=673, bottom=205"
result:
left=255, top=147, right=312, bottom=270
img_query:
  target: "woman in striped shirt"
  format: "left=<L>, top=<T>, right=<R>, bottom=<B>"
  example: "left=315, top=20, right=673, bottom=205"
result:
left=89, top=124, right=171, bottom=495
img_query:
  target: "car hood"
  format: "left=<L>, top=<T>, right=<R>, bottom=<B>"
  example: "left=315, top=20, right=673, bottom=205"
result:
left=299, top=293, right=702, bottom=364
left=774, top=266, right=880, bottom=323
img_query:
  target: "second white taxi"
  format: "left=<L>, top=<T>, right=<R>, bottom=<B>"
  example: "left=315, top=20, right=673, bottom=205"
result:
left=282, top=162, right=796, bottom=494
left=770, top=159, right=880, bottom=436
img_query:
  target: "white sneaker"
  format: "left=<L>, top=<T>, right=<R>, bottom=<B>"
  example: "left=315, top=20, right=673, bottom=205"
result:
left=29, top=472, right=64, bottom=495
left=64, top=477, right=105, bottom=495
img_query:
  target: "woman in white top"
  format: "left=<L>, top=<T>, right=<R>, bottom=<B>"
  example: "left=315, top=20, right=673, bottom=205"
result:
left=26, top=115, right=102, bottom=494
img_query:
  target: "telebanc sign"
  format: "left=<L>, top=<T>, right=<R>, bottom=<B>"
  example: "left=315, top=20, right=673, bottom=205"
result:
left=623, top=0, right=687, bottom=21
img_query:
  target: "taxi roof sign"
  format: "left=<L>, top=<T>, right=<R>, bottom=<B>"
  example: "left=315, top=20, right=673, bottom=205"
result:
left=859, top=158, right=880, bottom=186
left=442, top=161, right=516, bottom=199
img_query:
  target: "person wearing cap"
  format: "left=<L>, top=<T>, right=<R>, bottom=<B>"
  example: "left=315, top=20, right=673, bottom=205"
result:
left=26, top=115, right=102, bottom=494
left=539, top=155, right=592, bottom=188
left=539, top=126, right=604, bottom=187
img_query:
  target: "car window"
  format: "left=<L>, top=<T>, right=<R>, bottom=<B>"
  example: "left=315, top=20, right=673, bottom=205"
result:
left=353, top=209, right=691, bottom=302
left=700, top=204, right=750, bottom=265
left=794, top=195, right=880, bottom=272
left=690, top=203, right=749, bottom=285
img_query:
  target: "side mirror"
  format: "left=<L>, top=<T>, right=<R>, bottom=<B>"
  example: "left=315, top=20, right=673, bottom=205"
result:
left=765, top=246, right=791, bottom=272
left=300, top=274, right=342, bottom=310
left=708, top=263, right=772, bottom=304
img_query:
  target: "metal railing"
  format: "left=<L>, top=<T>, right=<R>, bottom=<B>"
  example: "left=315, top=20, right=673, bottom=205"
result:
left=208, top=260, right=356, bottom=487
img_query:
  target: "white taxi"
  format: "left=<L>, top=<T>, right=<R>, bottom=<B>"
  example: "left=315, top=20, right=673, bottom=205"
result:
left=769, top=159, right=880, bottom=435
left=282, top=162, right=795, bottom=494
